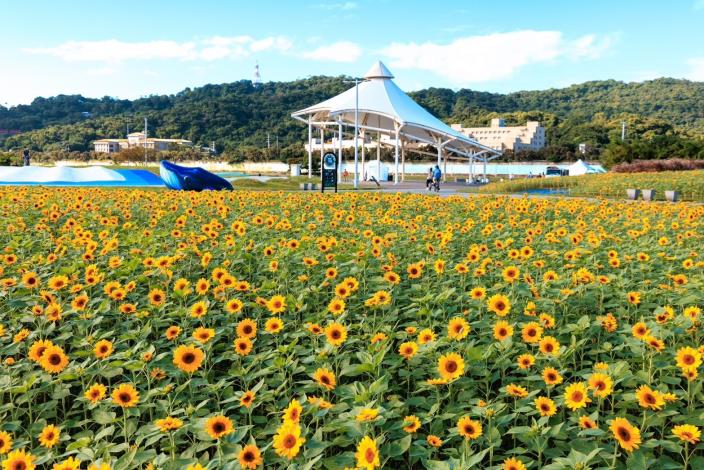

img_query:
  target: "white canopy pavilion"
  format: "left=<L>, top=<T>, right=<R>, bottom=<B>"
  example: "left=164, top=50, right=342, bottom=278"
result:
left=291, top=61, right=502, bottom=185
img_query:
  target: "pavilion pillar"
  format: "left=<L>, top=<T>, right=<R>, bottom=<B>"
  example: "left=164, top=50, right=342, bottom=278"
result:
left=320, top=127, right=324, bottom=177
left=443, top=149, right=447, bottom=182
left=394, top=126, right=399, bottom=184
left=377, top=131, right=381, bottom=181
left=361, top=131, right=366, bottom=181
left=469, top=153, right=474, bottom=183
left=401, top=142, right=406, bottom=182
left=337, top=122, right=343, bottom=181
left=307, top=118, right=312, bottom=178
left=483, top=157, right=487, bottom=182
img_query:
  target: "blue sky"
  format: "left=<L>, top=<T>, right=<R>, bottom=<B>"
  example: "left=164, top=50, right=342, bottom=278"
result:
left=2, top=0, right=704, bottom=106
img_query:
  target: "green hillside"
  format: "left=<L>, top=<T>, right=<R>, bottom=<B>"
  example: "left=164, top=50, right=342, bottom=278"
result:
left=1, top=77, right=703, bottom=163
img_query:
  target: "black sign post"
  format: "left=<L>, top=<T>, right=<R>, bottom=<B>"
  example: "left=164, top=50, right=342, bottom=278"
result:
left=321, top=152, right=338, bottom=193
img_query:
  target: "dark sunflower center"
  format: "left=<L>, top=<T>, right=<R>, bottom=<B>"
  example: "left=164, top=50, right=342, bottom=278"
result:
left=283, top=434, right=296, bottom=448
left=119, top=393, right=131, bottom=402
left=445, top=361, right=458, bottom=373
left=618, top=427, right=630, bottom=440
left=183, top=353, right=195, bottom=364
left=243, top=451, right=255, bottom=461
left=49, top=354, right=61, bottom=365
left=572, top=392, right=583, bottom=401
left=213, top=422, right=225, bottom=433
left=365, top=448, right=376, bottom=462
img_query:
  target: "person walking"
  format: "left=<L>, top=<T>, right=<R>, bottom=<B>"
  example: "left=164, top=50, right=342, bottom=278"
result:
left=23, top=149, right=30, bottom=166
left=425, top=167, right=434, bottom=190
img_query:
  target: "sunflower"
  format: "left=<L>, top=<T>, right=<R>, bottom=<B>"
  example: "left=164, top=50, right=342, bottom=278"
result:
left=85, top=383, right=107, bottom=403
left=517, top=354, right=535, bottom=370
left=0, top=431, right=12, bottom=455
left=631, top=322, right=649, bottom=340
left=672, top=424, right=701, bottom=444
left=47, top=275, right=69, bottom=291
left=236, top=318, right=257, bottom=339
left=610, top=417, right=641, bottom=452
left=457, top=416, right=482, bottom=440
left=28, top=339, right=53, bottom=363
left=676, top=346, right=702, bottom=369
left=225, top=298, right=244, bottom=314
left=487, top=294, right=511, bottom=316
left=38, top=424, right=60, bottom=448
left=534, top=396, right=556, bottom=417
left=502, top=266, right=520, bottom=283
left=635, top=385, right=665, bottom=410
left=148, top=288, right=165, bottom=306
left=383, top=271, right=400, bottom=284
left=240, top=390, right=256, bottom=408
left=265, top=317, right=284, bottom=334
left=447, top=317, right=470, bottom=340
left=1, top=449, right=35, bottom=470
left=273, top=421, right=305, bottom=460
left=189, top=301, right=208, bottom=318
left=356, top=408, right=379, bottom=422
left=155, top=416, right=183, bottom=432
left=325, top=322, right=347, bottom=347
left=438, top=353, right=465, bottom=381
left=469, top=287, right=486, bottom=300
left=205, top=415, right=234, bottom=439
left=21, top=271, right=40, bottom=289
left=426, top=435, right=442, bottom=448
left=165, top=325, right=181, bottom=340
left=283, top=399, right=303, bottom=424
left=233, top=337, right=253, bottom=356
left=521, top=322, right=543, bottom=344
left=267, top=295, right=286, bottom=314
left=626, top=291, right=641, bottom=305
left=327, top=298, right=346, bottom=315
left=417, top=328, right=436, bottom=345
left=313, top=367, right=336, bottom=390
left=238, top=444, right=263, bottom=469
left=579, top=416, right=597, bottom=429
left=506, top=384, right=528, bottom=398
left=588, top=373, right=613, bottom=398
left=398, top=341, right=418, bottom=360
left=111, top=383, right=139, bottom=408
left=564, top=382, right=591, bottom=411
left=493, top=321, right=514, bottom=341
left=192, top=327, right=215, bottom=344
left=195, top=278, right=210, bottom=295
left=173, top=345, right=205, bottom=373
left=538, top=336, right=560, bottom=356
left=93, top=339, right=113, bottom=359
left=370, top=332, right=387, bottom=344
left=402, top=415, right=421, bottom=433
left=307, top=323, right=323, bottom=335
left=39, top=345, right=69, bottom=374
left=354, top=436, right=380, bottom=470
left=406, top=263, right=422, bottom=279
left=334, top=282, right=351, bottom=298
left=502, top=457, right=527, bottom=470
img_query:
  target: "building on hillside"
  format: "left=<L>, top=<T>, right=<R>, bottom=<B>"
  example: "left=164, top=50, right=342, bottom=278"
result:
left=451, top=118, right=546, bottom=152
left=93, top=132, right=193, bottom=154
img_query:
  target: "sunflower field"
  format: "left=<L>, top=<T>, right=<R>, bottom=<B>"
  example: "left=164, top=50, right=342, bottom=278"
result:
left=0, top=187, right=703, bottom=470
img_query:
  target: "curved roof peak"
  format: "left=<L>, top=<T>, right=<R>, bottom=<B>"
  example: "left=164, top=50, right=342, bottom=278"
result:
left=364, top=61, right=394, bottom=80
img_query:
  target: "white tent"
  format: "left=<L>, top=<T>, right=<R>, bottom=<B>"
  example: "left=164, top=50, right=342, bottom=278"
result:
left=568, top=159, right=606, bottom=176
left=291, top=61, right=501, bottom=185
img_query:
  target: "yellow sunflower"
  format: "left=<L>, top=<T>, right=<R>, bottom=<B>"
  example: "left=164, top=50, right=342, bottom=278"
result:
left=354, top=436, right=380, bottom=470
left=272, top=421, right=305, bottom=460
left=173, top=345, right=205, bottom=373
left=205, top=415, right=234, bottom=439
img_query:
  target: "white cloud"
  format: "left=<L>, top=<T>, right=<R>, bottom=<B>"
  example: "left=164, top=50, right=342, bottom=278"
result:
left=313, top=2, right=357, bottom=10
left=24, top=35, right=293, bottom=63
left=380, top=30, right=615, bottom=84
left=687, top=57, right=704, bottom=80
left=302, top=41, right=362, bottom=62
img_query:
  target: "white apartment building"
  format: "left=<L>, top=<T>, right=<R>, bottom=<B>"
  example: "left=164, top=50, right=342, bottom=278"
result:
left=451, top=118, right=546, bottom=152
left=93, top=132, right=192, bottom=154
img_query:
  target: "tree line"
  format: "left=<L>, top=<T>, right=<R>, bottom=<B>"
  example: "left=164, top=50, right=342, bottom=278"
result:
left=1, top=76, right=703, bottom=167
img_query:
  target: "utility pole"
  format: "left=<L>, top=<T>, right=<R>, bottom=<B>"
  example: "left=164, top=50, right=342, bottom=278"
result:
left=621, top=121, right=626, bottom=141
left=267, top=132, right=271, bottom=159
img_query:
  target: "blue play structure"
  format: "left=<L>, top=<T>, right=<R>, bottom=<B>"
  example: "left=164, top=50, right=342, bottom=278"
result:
left=159, top=160, right=233, bottom=191
left=0, top=165, right=164, bottom=187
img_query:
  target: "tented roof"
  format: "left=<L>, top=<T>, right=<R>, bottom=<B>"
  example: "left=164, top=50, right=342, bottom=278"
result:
left=292, top=61, right=499, bottom=158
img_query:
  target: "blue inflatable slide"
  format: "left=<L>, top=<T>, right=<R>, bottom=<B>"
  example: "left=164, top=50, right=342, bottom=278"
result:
left=159, top=160, right=233, bottom=191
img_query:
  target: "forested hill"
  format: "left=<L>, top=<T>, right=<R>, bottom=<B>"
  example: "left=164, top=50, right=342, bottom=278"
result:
left=1, top=76, right=703, bottom=154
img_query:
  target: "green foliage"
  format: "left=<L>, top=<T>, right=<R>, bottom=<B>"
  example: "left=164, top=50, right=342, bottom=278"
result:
left=1, top=77, right=703, bottom=161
